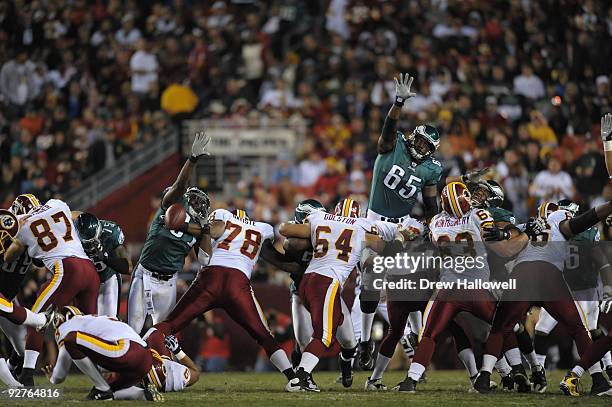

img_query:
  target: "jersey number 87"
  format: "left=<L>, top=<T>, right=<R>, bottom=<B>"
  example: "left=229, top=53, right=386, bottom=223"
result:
left=29, top=211, right=74, bottom=252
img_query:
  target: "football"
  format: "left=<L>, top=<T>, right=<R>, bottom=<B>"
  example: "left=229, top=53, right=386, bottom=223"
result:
left=165, top=202, right=187, bottom=230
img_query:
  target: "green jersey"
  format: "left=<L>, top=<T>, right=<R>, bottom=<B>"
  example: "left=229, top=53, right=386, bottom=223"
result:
left=139, top=197, right=198, bottom=275
left=368, top=133, right=443, bottom=218
left=93, top=220, right=125, bottom=283
left=564, top=227, right=600, bottom=291
left=488, top=207, right=516, bottom=224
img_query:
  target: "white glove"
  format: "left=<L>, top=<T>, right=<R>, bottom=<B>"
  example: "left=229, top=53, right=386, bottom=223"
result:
left=601, top=113, right=612, bottom=141
left=191, top=130, right=211, bottom=159
left=393, top=73, right=417, bottom=105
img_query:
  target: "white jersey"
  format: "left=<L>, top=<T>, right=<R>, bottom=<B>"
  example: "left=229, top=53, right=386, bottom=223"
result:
left=515, top=209, right=570, bottom=271
left=56, top=314, right=146, bottom=347
left=16, top=199, right=88, bottom=270
left=208, top=209, right=274, bottom=279
left=374, top=217, right=425, bottom=242
left=305, top=211, right=375, bottom=285
left=429, top=208, right=493, bottom=283
left=162, top=359, right=190, bottom=392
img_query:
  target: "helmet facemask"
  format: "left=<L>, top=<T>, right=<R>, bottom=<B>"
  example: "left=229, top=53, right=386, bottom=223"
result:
left=406, top=125, right=439, bottom=161
left=76, top=213, right=102, bottom=253
left=185, top=187, right=211, bottom=225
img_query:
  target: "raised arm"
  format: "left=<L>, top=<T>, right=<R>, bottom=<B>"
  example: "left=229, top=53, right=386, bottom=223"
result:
left=378, top=73, right=416, bottom=154
left=162, top=131, right=211, bottom=208
left=559, top=201, right=612, bottom=239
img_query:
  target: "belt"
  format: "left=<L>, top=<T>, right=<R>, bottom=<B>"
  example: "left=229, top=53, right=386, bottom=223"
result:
left=380, top=216, right=405, bottom=224
left=150, top=271, right=173, bottom=281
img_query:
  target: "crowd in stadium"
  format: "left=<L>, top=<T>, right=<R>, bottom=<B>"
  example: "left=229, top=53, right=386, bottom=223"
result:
left=0, top=0, right=611, bottom=377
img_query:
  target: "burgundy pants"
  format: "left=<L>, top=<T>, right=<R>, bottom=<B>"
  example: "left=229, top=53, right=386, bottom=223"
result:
left=0, top=292, right=27, bottom=325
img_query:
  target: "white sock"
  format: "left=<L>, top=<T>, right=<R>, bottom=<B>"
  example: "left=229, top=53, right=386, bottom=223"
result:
left=588, top=363, right=602, bottom=374
left=572, top=365, right=585, bottom=377
left=495, top=357, right=512, bottom=376
left=73, top=358, right=111, bottom=391
left=298, top=352, right=319, bottom=373
left=524, top=350, right=542, bottom=370
left=602, top=351, right=612, bottom=369
left=457, top=348, right=478, bottom=377
left=269, top=349, right=292, bottom=372
left=23, top=309, right=46, bottom=330
left=482, top=354, right=497, bottom=374
left=113, top=386, right=146, bottom=400
left=408, top=362, right=425, bottom=381
left=504, top=347, right=521, bottom=366
left=371, top=354, right=391, bottom=381
left=23, top=350, right=39, bottom=369
left=0, top=358, right=22, bottom=387
left=535, top=353, right=547, bottom=368
left=361, top=312, right=375, bottom=342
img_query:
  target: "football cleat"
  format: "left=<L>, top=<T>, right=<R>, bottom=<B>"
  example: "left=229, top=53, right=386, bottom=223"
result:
left=472, top=371, right=491, bottom=394
left=358, top=340, right=375, bottom=371
left=400, top=334, right=416, bottom=358
left=86, top=386, right=114, bottom=400
left=393, top=377, right=417, bottom=393
left=338, top=355, right=353, bottom=388
left=500, top=374, right=514, bottom=391
left=531, top=366, right=547, bottom=393
left=590, top=372, right=611, bottom=396
left=8, top=351, right=23, bottom=378
left=606, top=366, right=612, bottom=382
left=286, top=368, right=320, bottom=392
left=285, top=377, right=303, bottom=393
left=511, top=365, right=531, bottom=393
left=560, top=371, right=582, bottom=396
left=18, top=367, right=35, bottom=387
left=364, top=377, right=387, bottom=391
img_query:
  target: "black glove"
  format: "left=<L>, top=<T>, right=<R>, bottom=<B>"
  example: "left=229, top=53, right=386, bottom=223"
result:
left=164, top=335, right=182, bottom=355
left=524, top=217, right=547, bottom=239
left=85, top=241, right=105, bottom=261
left=482, top=226, right=511, bottom=242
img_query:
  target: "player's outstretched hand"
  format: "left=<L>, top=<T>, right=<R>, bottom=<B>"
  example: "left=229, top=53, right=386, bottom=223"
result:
left=462, top=167, right=490, bottom=184
left=191, top=130, right=211, bottom=159
left=394, top=73, right=417, bottom=101
left=164, top=334, right=182, bottom=355
left=524, top=217, right=547, bottom=239
left=601, top=113, right=612, bottom=142
left=42, top=364, right=54, bottom=380
left=482, top=226, right=510, bottom=241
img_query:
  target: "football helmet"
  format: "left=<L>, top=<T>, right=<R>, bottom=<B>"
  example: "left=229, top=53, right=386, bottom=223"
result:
left=470, top=180, right=504, bottom=208
left=52, top=305, right=83, bottom=329
left=0, top=209, right=19, bottom=255
left=184, top=187, right=211, bottom=225
left=10, top=194, right=41, bottom=216
left=294, top=199, right=326, bottom=224
left=75, top=212, right=101, bottom=253
left=334, top=198, right=361, bottom=218
left=404, top=125, right=440, bottom=161
left=146, top=349, right=167, bottom=392
left=232, top=209, right=249, bottom=220
left=537, top=201, right=558, bottom=219
left=557, top=199, right=579, bottom=217
left=441, top=182, right=472, bottom=218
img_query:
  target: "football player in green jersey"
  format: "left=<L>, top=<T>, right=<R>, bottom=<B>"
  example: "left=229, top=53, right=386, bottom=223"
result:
left=74, top=212, right=132, bottom=318
left=128, top=131, right=213, bottom=335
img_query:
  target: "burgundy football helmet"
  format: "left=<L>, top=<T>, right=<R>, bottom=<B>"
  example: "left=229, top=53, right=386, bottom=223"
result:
left=334, top=198, right=361, bottom=218
left=10, top=194, right=41, bottom=216
left=441, top=182, right=472, bottom=218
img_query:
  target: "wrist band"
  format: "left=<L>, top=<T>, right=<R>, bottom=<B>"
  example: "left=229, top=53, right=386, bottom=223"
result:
left=394, top=96, right=405, bottom=107
left=604, top=140, right=612, bottom=151
left=189, top=155, right=198, bottom=163
left=176, top=350, right=186, bottom=360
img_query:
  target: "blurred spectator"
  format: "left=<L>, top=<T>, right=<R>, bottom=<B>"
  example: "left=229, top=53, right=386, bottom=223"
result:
left=130, top=39, right=158, bottom=95
left=0, top=50, right=38, bottom=113
left=197, top=313, right=231, bottom=373
left=529, top=157, right=576, bottom=204
left=513, top=65, right=546, bottom=100
left=115, top=14, right=141, bottom=47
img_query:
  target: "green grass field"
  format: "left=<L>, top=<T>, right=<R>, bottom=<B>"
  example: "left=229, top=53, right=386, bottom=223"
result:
left=2, top=370, right=609, bottom=406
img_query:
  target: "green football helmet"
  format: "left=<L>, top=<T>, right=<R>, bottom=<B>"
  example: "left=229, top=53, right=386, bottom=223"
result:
left=557, top=199, right=579, bottom=217
left=294, top=199, right=326, bottom=224
left=404, top=124, right=440, bottom=161
left=75, top=212, right=101, bottom=252
left=471, top=180, right=504, bottom=208
left=184, top=187, right=211, bottom=224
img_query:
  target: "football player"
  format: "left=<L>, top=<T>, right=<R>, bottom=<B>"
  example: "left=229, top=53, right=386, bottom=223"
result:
left=128, top=131, right=212, bottom=334
left=533, top=200, right=612, bottom=394
left=395, top=182, right=529, bottom=393
left=359, top=73, right=488, bottom=366
left=474, top=195, right=612, bottom=395
left=0, top=195, right=39, bottom=377
left=4, top=197, right=99, bottom=386
left=74, top=212, right=132, bottom=317
left=278, top=199, right=359, bottom=388
left=600, top=113, right=612, bottom=177
left=149, top=208, right=296, bottom=387
left=279, top=204, right=386, bottom=392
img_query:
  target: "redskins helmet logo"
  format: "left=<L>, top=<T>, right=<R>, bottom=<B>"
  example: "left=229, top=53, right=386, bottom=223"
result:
left=0, top=209, right=19, bottom=255
left=1, top=213, right=16, bottom=229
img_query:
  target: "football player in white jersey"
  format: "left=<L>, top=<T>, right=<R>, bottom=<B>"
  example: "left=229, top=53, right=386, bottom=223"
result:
left=394, top=182, right=529, bottom=393
left=4, top=196, right=99, bottom=386
left=149, top=209, right=296, bottom=387
left=473, top=192, right=612, bottom=395
left=279, top=206, right=386, bottom=392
